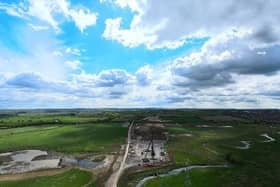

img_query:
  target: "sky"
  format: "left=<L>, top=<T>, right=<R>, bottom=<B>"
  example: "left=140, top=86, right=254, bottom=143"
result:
left=0, top=0, right=280, bottom=109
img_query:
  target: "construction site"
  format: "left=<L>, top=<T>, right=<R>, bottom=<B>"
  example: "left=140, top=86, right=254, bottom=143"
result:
left=126, top=117, right=169, bottom=168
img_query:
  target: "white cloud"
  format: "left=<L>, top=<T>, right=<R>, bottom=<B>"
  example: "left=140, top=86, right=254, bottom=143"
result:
left=65, top=60, right=81, bottom=70
left=28, top=23, right=49, bottom=31
left=0, top=2, right=29, bottom=19
left=169, top=30, right=280, bottom=90
left=65, top=47, right=81, bottom=56
left=1, top=0, right=280, bottom=108
left=135, top=65, right=152, bottom=86
left=94, top=69, right=133, bottom=88
left=27, top=0, right=62, bottom=31
left=52, top=50, right=63, bottom=57
left=0, top=0, right=98, bottom=33
left=0, top=23, right=73, bottom=81
left=100, top=0, right=144, bottom=13
left=103, top=17, right=157, bottom=48
left=69, top=8, right=97, bottom=33
left=102, top=0, right=280, bottom=49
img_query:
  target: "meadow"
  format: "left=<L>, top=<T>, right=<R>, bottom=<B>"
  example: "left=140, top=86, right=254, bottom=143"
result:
left=0, top=169, right=93, bottom=187
left=0, top=123, right=127, bottom=153
left=1, top=109, right=280, bottom=187
left=0, top=109, right=139, bottom=128
left=120, top=110, right=280, bottom=187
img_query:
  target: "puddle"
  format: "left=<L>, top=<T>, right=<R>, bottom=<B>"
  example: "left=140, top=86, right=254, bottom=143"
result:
left=0, top=150, right=111, bottom=174
left=220, top=126, right=233, bottom=128
left=12, top=150, right=48, bottom=162
left=196, top=125, right=211, bottom=128
left=236, top=141, right=250, bottom=150
left=0, top=150, right=60, bottom=174
left=60, top=155, right=108, bottom=170
left=261, top=134, right=275, bottom=143
left=178, top=133, right=193, bottom=137
left=78, top=159, right=100, bottom=169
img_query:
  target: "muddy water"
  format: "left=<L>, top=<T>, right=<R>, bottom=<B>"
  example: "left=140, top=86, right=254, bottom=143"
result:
left=0, top=149, right=112, bottom=174
left=136, top=164, right=228, bottom=187
left=61, top=157, right=101, bottom=168
left=0, top=150, right=60, bottom=174
left=60, top=156, right=105, bottom=169
left=78, top=159, right=100, bottom=169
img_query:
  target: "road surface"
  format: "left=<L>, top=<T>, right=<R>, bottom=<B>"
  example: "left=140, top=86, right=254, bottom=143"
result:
left=105, top=121, right=134, bottom=187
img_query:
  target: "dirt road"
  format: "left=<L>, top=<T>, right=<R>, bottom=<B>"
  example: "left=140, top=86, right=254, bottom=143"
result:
left=105, top=121, right=134, bottom=187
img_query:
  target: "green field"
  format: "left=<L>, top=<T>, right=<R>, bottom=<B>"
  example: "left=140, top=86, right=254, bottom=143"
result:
left=0, top=110, right=134, bottom=187
left=143, top=168, right=228, bottom=187
left=166, top=124, right=278, bottom=164
left=120, top=110, right=280, bottom=187
left=0, top=123, right=127, bottom=153
left=1, top=109, right=280, bottom=187
left=151, top=127, right=280, bottom=186
left=0, top=169, right=93, bottom=187
left=0, top=110, right=147, bottom=128
left=0, top=112, right=118, bottom=128
left=144, top=171, right=191, bottom=187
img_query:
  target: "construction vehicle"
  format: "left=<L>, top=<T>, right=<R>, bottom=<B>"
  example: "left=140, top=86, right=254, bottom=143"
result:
left=142, top=127, right=156, bottom=163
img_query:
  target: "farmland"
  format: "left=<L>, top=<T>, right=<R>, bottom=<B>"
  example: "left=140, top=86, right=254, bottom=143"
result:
left=0, top=123, right=127, bottom=153
left=0, top=109, right=280, bottom=187
left=118, top=110, right=280, bottom=187
left=0, top=169, right=93, bottom=187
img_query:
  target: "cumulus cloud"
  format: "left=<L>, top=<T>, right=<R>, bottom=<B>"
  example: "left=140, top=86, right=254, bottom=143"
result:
left=95, top=69, right=132, bottom=87
left=0, top=29, right=69, bottom=80
left=69, top=8, right=97, bottom=33
left=65, top=47, right=82, bottom=56
left=169, top=31, right=280, bottom=90
left=135, top=65, right=152, bottom=86
left=108, top=90, right=127, bottom=99
left=1, top=0, right=280, bottom=108
left=102, top=0, right=280, bottom=49
left=28, top=23, right=49, bottom=31
left=65, top=60, right=82, bottom=70
left=0, top=0, right=98, bottom=32
left=0, top=70, right=135, bottom=106
left=103, top=17, right=158, bottom=48
left=0, top=2, right=29, bottom=19
left=5, top=73, right=47, bottom=89
left=1, top=72, right=95, bottom=100
left=100, top=0, right=143, bottom=13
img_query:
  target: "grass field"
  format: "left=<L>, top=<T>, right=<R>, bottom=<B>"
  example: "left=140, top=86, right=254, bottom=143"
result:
left=0, top=123, right=127, bottom=153
left=0, top=110, right=147, bottom=128
left=1, top=109, right=280, bottom=187
left=137, top=123, right=280, bottom=187
left=143, top=168, right=228, bottom=187
left=0, top=113, right=116, bottom=128
left=0, top=169, right=93, bottom=187
left=120, top=110, right=280, bottom=187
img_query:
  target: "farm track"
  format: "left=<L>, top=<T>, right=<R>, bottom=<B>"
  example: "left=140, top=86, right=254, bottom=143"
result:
left=105, top=121, right=134, bottom=187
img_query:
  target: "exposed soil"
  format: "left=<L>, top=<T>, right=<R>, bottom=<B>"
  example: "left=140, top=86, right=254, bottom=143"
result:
left=0, top=155, right=12, bottom=165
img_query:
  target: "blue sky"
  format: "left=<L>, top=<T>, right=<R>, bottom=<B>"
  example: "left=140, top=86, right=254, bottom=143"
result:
left=0, top=0, right=280, bottom=108
left=0, top=0, right=206, bottom=73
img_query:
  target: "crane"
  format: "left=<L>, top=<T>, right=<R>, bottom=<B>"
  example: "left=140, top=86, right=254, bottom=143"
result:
left=142, top=127, right=155, bottom=163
